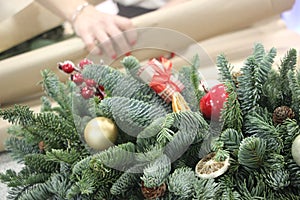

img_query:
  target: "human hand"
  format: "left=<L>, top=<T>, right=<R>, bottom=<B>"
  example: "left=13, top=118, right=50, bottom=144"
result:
left=73, top=5, right=136, bottom=58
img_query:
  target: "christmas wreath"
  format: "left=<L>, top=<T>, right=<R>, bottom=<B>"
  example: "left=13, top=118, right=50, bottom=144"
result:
left=1, top=43, right=300, bottom=199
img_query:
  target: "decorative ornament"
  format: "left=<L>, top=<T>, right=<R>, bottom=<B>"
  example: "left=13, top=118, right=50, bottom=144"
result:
left=84, top=117, right=118, bottom=150
left=292, top=134, right=300, bottom=166
left=79, top=58, right=93, bottom=69
left=272, top=106, right=295, bottom=125
left=141, top=182, right=166, bottom=200
left=71, top=73, right=84, bottom=85
left=58, top=60, right=75, bottom=74
left=195, top=152, right=230, bottom=179
left=80, top=86, right=94, bottom=99
left=58, top=59, right=106, bottom=100
left=137, top=57, right=184, bottom=103
left=171, top=91, right=190, bottom=112
left=199, top=83, right=228, bottom=120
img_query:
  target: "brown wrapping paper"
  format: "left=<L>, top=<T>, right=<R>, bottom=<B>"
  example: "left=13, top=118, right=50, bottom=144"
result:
left=0, top=2, right=63, bottom=53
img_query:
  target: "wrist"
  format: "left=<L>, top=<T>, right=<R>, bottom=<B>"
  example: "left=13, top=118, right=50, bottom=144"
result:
left=69, top=2, right=91, bottom=24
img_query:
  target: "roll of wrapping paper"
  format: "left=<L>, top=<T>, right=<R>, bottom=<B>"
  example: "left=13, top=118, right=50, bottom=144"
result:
left=0, top=0, right=295, bottom=106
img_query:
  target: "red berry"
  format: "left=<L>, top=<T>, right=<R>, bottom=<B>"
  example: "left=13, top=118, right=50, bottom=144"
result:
left=199, top=84, right=228, bottom=120
left=79, top=58, right=93, bottom=69
left=98, top=85, right=105, bottom=91
left=85, top=79, right=97, bottom=87
left=71, top=73, right=84, bottom=85
left=58, top=61, right=75, bottom=74
left=81, top=87, right=94, bottom=99
left=95, top=90, right=105, bottom=100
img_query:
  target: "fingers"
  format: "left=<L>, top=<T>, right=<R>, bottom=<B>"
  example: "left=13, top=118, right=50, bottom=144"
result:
left=115, top=16, right=138, bottom=46
left=73, top=8, right=136, bottom=58
left=106, top=26, right=131, bottom=56
left=81, top=33, right=102, bottom=55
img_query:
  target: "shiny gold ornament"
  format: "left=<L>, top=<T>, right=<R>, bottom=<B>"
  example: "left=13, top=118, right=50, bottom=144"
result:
left=84, top=117, right=118, bottom=150
left=292, top=134, right=300, bottom=166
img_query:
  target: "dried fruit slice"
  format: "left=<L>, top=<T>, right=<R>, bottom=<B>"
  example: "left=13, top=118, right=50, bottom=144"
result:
left=172, top=92, right=190, bottom=112
left=195, top=152, right=230, bottom=179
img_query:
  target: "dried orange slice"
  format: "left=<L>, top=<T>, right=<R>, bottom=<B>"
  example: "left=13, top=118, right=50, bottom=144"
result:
left=195, top=152, right=230, bottom=179
left=172, top=92, right=190, bottom=112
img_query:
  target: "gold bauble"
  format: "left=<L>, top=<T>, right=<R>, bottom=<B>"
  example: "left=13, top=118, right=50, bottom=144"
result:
left=84, top=117, right=118, bottom=150
left=292, top=134, right=300, bottom=166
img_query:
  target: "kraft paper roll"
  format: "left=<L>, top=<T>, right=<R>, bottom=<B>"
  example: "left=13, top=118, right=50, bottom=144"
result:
left=0, top=2, right=63, bottom=53
left=0, top=0, right=295, bottom=106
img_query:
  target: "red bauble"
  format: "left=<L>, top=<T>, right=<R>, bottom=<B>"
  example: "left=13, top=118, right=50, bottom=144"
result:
left=81, top=87, right=94, bottom=99
left=199, top=84, right=228, bottom=120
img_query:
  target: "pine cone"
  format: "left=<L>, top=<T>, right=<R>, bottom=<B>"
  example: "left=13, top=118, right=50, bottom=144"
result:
left=141, top=182, right=166, bottom=199
left=272, top=106, right=295, bottom=125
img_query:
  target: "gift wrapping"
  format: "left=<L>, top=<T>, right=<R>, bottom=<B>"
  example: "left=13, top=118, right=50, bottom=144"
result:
left=137, top=58, right=184, bottom=103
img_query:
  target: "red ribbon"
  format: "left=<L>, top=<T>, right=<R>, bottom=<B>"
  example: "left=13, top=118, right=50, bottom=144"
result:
left=149, top=57, right=182, bottom=94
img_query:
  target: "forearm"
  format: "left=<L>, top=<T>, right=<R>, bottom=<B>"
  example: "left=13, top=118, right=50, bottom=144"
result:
left=36, top=0, right=90, bottom=22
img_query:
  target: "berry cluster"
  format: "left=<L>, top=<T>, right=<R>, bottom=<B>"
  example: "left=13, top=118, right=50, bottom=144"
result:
left=58, top=58, right=105, bottom=100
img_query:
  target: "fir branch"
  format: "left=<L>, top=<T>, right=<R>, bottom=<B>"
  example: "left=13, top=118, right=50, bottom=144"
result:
left=261, top=69, right=282, bottom=111
left=221, top=81, right=243, bottom=132
left=287, top=69, right=300, bottom=119
left=4, top=137, right=39, bottom=161
left=121, top=56, right=141, bottom=78
left=82, top=64, right=124, bottom=94
left=106, top=97, right=167, bottom=136
left=90, top=142, right=135, bottom=171
left=219, top=128, right=243, bottom=157
left=46, top=174, right=74, bottom=199
left=167, top=167, right=196, bottom=198
left=193, top=178, right=220, bottom=200
left=136, top=144, right=164, bottom=164
left=71, top=156, right=92, bottom=180
left=235, top=172, right=267, bottom=199
left=164, top=111, right=208, bottom=162
left=41, top=69, right=74, bottom=118
left=0, top=105, right=34, bottom=126
left=110, top=170, right=140, bottom=196
left=217, top=54, right=235, bottom=88
left=237, top=57, right=259, bottom=114
left=263, top=169, right=290, bottom=190
left=177, top=55, right=204, bottom=111
left=286, top=159, right=300, bottom=189
left=7, top=182, right=53, bottom=200
left=45, top=148, right=82, bottom=165
left=24, top=154, right=59, bottom=173
left=245, top=112, right=282, bottom=153
left=278, top=48, right=297, bottom=105
left=141, top=154, right=171, bottom=188
left=237, top=44, right=276, bottom=114
left=238, top=136, right=266, bottom=170
left=190, top=54, right=203, bottom=100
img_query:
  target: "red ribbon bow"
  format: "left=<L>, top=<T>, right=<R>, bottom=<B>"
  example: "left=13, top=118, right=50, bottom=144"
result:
left=149, top=57, right=182, bottom=95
